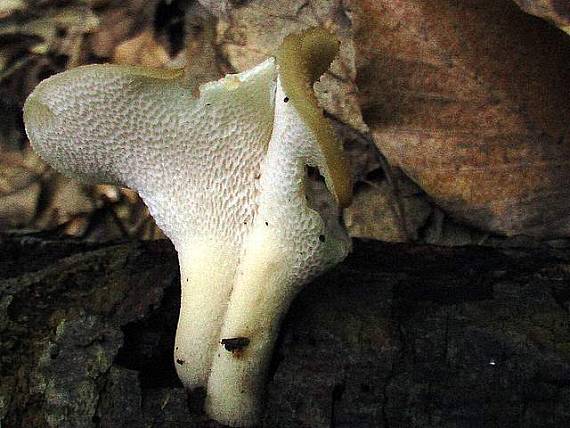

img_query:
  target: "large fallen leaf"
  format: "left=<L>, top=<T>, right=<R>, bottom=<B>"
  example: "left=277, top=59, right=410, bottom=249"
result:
left=353, top=0, right=570, bottom=238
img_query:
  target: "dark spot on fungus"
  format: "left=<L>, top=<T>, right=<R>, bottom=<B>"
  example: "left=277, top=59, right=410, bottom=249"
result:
left=176, top=358, right=185, bottom=365
left=283, top=96, right=289, bottom=103
left=221, top=337, right=250, bottom=353
left=265, top=221, right=269, bottom=226
left=319, top=234, right=325, bottom=242
left=255, top=173, right=261, bottom=179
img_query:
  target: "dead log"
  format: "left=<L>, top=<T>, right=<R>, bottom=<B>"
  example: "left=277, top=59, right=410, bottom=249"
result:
left=1, top=234, right=569, bottom=427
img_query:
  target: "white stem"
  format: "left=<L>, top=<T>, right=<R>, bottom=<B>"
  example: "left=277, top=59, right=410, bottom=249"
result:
left=174, top=242, right=239, bottom=389
left=172, top=75, right=350, bottom=427
left=204, top=227, right=298, bottom=426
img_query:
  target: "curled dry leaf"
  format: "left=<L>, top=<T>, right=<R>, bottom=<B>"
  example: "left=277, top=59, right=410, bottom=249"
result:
left=344, top=178, right=431, bottom=242
left=353, top=0, right=570, bottom=239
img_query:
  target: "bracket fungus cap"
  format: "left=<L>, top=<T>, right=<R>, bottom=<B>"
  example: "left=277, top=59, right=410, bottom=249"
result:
left=24, top=27, right=352, bottom=427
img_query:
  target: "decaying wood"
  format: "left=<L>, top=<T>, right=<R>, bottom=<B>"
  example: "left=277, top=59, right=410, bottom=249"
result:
left=1, top=234, right=569, bottom=427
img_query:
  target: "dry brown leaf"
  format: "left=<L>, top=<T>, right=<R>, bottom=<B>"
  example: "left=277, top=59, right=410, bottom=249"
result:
left=183, top=4, right=222, bottom=95
left=0, top=181, right=40, bottom=228
left=353, top=0, right=570, bottom=239
left=88, top=7, right=136, bottom=58
left=88, top=0, right=157, bottom=58
left=0, top=6, right=99, bottom=56
left=113, top=30, right=169, bottom=67
left=33, top=175, right=95, bottom=230
left=345, top=179, right=432, bottom=242
left=0, top=149, right=44, bottom=192
left=7, top=0, right=567, bottom=244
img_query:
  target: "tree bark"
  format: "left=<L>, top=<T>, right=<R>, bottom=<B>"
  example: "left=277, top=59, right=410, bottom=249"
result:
left=1, top=234, right=569, bottom=427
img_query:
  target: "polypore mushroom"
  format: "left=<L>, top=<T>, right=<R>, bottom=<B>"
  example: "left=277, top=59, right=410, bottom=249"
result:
left=23, top=27, right=352, bottom=426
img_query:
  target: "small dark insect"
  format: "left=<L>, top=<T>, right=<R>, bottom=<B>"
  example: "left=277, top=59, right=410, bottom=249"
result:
left=221, top=337, right=251, bottom=353
left=283, top=97, right=289, bottom=103
left=176, top=358, right=185, bottom=365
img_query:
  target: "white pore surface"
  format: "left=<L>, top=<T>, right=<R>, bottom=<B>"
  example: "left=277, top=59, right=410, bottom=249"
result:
left=24, top=60, right=350, bottom=427
left=24, top=61, right=275, bottom=247
left=203, top=78, right=351, bottom=425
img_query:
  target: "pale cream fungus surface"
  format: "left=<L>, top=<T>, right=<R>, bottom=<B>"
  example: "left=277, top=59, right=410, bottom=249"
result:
left=23, top=27, right=351, bottom=427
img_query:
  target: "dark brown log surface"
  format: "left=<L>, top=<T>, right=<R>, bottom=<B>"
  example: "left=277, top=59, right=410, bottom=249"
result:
left=1, top=234, right=570, bottom=427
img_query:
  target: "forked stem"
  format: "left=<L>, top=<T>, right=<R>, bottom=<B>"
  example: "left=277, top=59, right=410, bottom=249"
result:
left=174, top=242, right=239, bottom=389
left=205, top=226, right=297, bottom=426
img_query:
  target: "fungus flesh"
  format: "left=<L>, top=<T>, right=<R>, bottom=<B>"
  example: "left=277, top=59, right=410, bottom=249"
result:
left=23, top=27, right=351, bottom=427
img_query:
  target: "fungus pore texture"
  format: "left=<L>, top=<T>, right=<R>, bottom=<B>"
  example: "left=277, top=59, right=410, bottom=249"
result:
left=23, top=27, right=352, bottom=426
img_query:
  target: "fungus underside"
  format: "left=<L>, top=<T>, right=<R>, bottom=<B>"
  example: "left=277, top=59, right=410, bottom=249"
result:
left=23, top=27, right=352, bottom=427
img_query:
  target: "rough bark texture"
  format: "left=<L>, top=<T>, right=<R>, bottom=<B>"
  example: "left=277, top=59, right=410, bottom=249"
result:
left=1, top=234, right=570, bottom=427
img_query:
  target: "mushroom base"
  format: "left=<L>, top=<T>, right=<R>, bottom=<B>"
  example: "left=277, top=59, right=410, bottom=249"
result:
left=173, top=232, right=302, bottom=427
